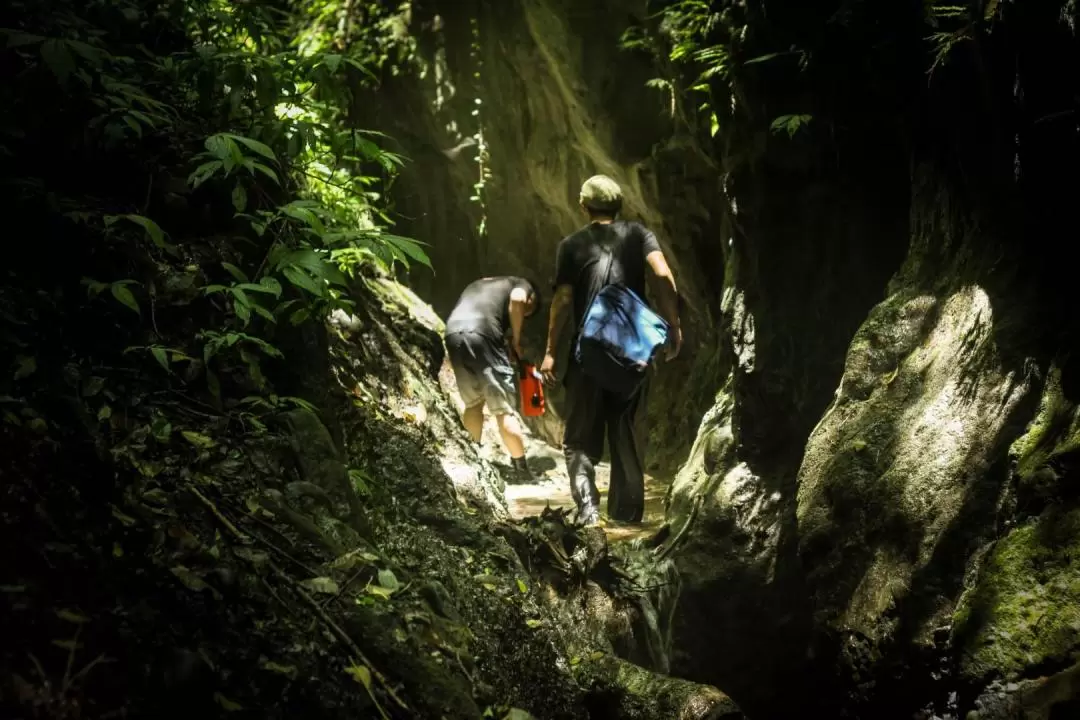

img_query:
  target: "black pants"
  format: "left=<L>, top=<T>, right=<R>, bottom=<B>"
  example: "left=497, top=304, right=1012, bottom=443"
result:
left=562, top=362, right=646, bottom=522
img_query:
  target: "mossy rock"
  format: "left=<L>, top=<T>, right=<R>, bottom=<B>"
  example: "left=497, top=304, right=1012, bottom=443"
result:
left=954, top=506, right=1080, bottom=682
left=1009, top=364, right=1080, bottom=507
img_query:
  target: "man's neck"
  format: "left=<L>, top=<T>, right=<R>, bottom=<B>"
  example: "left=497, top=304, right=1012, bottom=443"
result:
left=589, top=217, right=615, bottom=225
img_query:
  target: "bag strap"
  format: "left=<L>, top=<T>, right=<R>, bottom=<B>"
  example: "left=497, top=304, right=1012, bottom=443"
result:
left=600, top=237, right=615, bottom=287
left=576, top=225, right=616, bottom=338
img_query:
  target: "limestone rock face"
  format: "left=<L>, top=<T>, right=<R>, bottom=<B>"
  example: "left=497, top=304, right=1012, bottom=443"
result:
left=797, top=285, right=1033, bottom=653
left=665, top=194, right=1080, bottom=718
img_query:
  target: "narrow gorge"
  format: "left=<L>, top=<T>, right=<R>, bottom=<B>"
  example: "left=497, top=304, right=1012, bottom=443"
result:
left=2, top=1, right=1079, bottom=719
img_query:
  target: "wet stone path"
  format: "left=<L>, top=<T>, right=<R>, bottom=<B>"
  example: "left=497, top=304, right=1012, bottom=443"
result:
left=484, top=438, right=670, bottom=544
left=438, top=358, right=670, bottom=543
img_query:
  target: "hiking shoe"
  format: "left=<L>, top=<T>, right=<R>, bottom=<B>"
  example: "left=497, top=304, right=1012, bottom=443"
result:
left=511, top=456, right=540, bottom=483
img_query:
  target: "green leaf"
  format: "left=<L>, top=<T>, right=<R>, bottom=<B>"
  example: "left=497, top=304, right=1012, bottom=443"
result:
left=516, top=578, right=528, bottom=594
left=382, top=234, right=432, bottom=269
left=301, top=576, right=340, bottom=594
left=55, top=608, right=90, bottom=624
left=224, top=133, right=277, bottom=163
left=13, top=355, right=36, bottom=380
left=82, top=277, right=108, bottom=296
left=503, top=709, right=536, bottom=720
left=65, top=40, right=104, bottom=66
left=213, top=693, right=243, bottom=712
left=260, top=660, right=298, bottom=679
left=322, top=54, right=343, bottom=73
left=289, top=307, right=311, bottom=325
left=747, top=52, right=781, bottom=65
left=3, top=31, right=44, bottom=48
left=258, top=276, right=282, bottom=298
left=236, top=282, right=279, bottom=296
left=769, top=113, right=812, bottom=138
left=710, top=112, right=719, bottom=138
left=230, top=287, right=251, bottom=307
left=248, top=162, right=280, bottom=185
left=345, top=663, right=373, bottom=690
left=126, top=109, right=159, bottom=128
left=377, top=568, right=400, bottom=591
left=282, top=266, right=321, bottom=296
left=82, top=376, right=105, bottom=397
left=221, top=262, right=249, bottom=283
left=113, top=214, right=167, bottom=249
left=204, top=134, right=232, bottom=160
left=40, top=38, right=75, bottom=84
left=231, top=184, right=247, bottom=213
left=249, top=337, right=283, bottom=358
left=252, top=304, right=276, bottom=323
left=206, top=370, right=221, bottom=400
left=280, top=248, right=347, bottom=286
left=110, top=283, right=141, bottom=316
left=234, top=297, right=251, bottom=325
left=280, top=203, right=326, bottom=235
left=365, top=584, right=395, bottom=599
left=150, top=415, right=171, bottom=442
left=181, top=430, right=216, bottom=449
left=151, top=347, right=170, bottom=372
left=343, top=56, right=378, bottom=81
left=188, top=160, right=222, bottom=188
left=122, top=115, right=143, bottom=137
left=171, top=565, right=210, bottom=592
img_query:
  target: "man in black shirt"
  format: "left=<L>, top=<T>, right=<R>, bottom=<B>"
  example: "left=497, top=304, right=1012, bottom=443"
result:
left=541, top=176, right=682, bottom=526
left=445, top=276, right=541, bottom=479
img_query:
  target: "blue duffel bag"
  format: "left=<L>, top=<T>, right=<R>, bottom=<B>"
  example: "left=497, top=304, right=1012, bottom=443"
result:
left=574, top=252, right=669, bottom=395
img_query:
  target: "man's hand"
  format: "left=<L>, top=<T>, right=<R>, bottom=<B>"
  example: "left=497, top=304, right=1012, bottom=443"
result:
left=542, top=285, right=573, bottom=387
left=540, top=353, right=558, bottom=386
left=511, top=340, right=525, bottom=364
left=665, top=325, right=683, bottom=361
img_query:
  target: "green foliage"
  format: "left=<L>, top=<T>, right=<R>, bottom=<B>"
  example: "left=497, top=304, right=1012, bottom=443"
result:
left=620, top=1, right=748, bottom=135
left=0, top=0, right=429, bottom=450
left=770, top=114, right=813, bottom=139
left=924, top=1, right=1004, bottom=75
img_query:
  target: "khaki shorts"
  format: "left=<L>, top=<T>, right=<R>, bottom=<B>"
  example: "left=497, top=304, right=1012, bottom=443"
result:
left=445, top=332, right=517, bottom=416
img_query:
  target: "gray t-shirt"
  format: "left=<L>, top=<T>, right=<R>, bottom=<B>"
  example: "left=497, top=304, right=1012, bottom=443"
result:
left=553, top=220, right=661, bottom=331
left=446, top=276, right=532, bottom=341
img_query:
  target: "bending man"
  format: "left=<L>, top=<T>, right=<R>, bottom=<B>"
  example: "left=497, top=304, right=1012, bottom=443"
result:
left=541, top=176, right=681, bottom=526
left=445, top=276, right=541, bottom=481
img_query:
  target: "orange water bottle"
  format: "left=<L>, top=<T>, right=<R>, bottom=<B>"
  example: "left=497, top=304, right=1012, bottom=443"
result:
left=519, top=363, right=545, bottom=417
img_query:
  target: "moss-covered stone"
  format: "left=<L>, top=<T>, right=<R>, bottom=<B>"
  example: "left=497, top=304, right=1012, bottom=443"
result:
left=954, top=507, right=1080, bottom=683
left=1009, top=364, right=1080, bottom=505
left=797, top=285, right=1033, bottom=648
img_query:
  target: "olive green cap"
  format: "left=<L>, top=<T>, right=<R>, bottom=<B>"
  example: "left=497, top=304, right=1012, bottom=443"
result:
left=579, top=174, right=623, bottom=212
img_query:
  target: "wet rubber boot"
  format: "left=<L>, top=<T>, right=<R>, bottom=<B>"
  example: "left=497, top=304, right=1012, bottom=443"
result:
left=577, top=507, right=601, bottom=527
left=511, top=456, right=539, bottom=483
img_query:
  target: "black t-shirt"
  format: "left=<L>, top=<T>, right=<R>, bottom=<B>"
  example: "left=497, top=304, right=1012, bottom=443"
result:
left=446, top=276, right=531, bottom=341
left=553, top=220, right=661, bottom=331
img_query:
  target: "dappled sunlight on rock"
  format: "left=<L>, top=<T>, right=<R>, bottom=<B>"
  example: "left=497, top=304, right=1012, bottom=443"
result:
left=798, top=284, right=1033, bottom=642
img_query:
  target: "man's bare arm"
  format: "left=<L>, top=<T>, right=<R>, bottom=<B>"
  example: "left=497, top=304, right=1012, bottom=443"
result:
left=508, top=286, right=528, bottom=358
left=645, top=250, right=682, bottom=360
left=545, top=286, right=572, bottom=355
left=541, top=285, right=573, bottom=384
